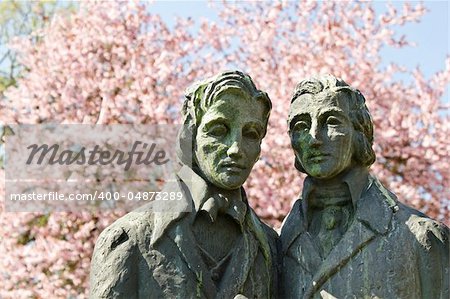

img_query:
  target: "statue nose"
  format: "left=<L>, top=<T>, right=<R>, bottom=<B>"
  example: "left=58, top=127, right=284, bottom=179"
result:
left=309, top=123, right=322, bottom=146
left=227, top=140, right=243, bottom=158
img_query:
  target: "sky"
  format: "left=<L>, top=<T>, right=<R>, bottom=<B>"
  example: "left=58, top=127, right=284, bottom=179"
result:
left=374, top=1, right=448, bottom=79
left=149, top=0, right=449, bottom=99
left=1, top=1, right=448, bottom=99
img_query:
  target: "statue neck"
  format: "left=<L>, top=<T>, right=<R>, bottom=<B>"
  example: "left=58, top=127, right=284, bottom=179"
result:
left=307, top=171, right=353, bottom=209
left=309, top=182, right=351, bottom=208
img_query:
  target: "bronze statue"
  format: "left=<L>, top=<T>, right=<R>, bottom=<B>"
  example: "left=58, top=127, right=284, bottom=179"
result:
left=280, top=74, right=449, bottom=298
left=90, top=71, right=277, bottom=298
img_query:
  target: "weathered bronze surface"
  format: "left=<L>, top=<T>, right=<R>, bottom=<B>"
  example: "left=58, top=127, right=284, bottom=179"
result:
left=280, top=74, right=449, bottom=299
left=89, top=71, right=277, bottom=299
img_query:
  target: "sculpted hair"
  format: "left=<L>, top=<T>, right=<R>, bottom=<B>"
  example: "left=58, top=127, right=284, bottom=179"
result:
left=177, top=70, right=272, bottom=166
left=289, top=74, right=376, bottom=172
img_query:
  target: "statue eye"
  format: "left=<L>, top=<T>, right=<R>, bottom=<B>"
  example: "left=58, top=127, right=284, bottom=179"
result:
left=207, top=123, right=228, bottom=137
left=292, top=121, right=309, bottom=132
left=243, top=128, right=261, bottom=141
left=326, top=116, right=342, bottom=126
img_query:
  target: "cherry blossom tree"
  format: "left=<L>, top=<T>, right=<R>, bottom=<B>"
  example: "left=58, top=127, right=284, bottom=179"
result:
left=0, top=0, right=75, bottom=94
left=1, top=1, right=448, bottom=297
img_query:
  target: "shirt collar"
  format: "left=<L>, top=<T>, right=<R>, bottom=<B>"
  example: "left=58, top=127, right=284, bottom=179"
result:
left=177, top=165, right=247, bottom=224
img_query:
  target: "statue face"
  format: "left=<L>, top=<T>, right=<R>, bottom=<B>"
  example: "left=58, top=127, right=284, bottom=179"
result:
left=195, top=91, right=266, bottom=190
left=289, top=91, right=354, bottom=179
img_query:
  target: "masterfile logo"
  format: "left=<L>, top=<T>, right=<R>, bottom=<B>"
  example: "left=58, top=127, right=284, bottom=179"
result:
left=4, top=124, right=191, bottom=212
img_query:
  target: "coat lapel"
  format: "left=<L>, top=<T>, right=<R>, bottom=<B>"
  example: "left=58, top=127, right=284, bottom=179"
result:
left=294, top=232, right=323, bottom=273
left=169, top=222, right=218, bottom=299
left=216, top=204, right=271, bottom=298
left=281, top=200, right=306, bottom=254
left=281, top=199, right=322, bottom=273
left=150, top=175, right=192, bottom=247
left=149, top=172, right=217, bottom=298
left=303, top=219, right=377, bottom=298
left=216, top=225, right=259, bottom=298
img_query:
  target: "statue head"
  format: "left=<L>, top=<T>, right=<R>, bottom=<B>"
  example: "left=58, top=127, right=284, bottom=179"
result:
left=288, top=74, right=375, bottom=180
left=178, top=70, right=272, bottom=190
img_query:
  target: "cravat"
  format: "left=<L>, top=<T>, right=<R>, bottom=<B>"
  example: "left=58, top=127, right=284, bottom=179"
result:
left=308, top=182, right=353, bottom=258
left=311, top=204, right=352, bottom=257
left=201, top=194, right=228, bottom=222
left=201, top=193, right=246, bottom=224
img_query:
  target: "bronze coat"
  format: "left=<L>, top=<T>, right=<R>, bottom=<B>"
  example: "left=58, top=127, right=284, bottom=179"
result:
left=90, top=166, right=278, bottom=299
left=280, top=174, right=449, bottom=299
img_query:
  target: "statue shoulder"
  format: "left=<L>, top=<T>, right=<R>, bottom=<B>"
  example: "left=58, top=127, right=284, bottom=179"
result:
left=90, top=209, right=155, bottom=298
left=95, top=207, right=155, bottom=253
left=402, top=208, right=449, bottom=249
left=396, top=204, right=449, bottom=298
left=95, top=216, right=128, bottom=251
left=387, top=201, right=449, bottom=252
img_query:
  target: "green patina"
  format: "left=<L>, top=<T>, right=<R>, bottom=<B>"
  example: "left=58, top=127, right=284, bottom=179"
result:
left=195, top=271, right=203, bottom=299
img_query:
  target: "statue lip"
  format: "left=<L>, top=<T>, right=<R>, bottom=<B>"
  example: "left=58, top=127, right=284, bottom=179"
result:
left=308, top=152, right=329, bottom=161
left=220, top=160, right=246, bottom=170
